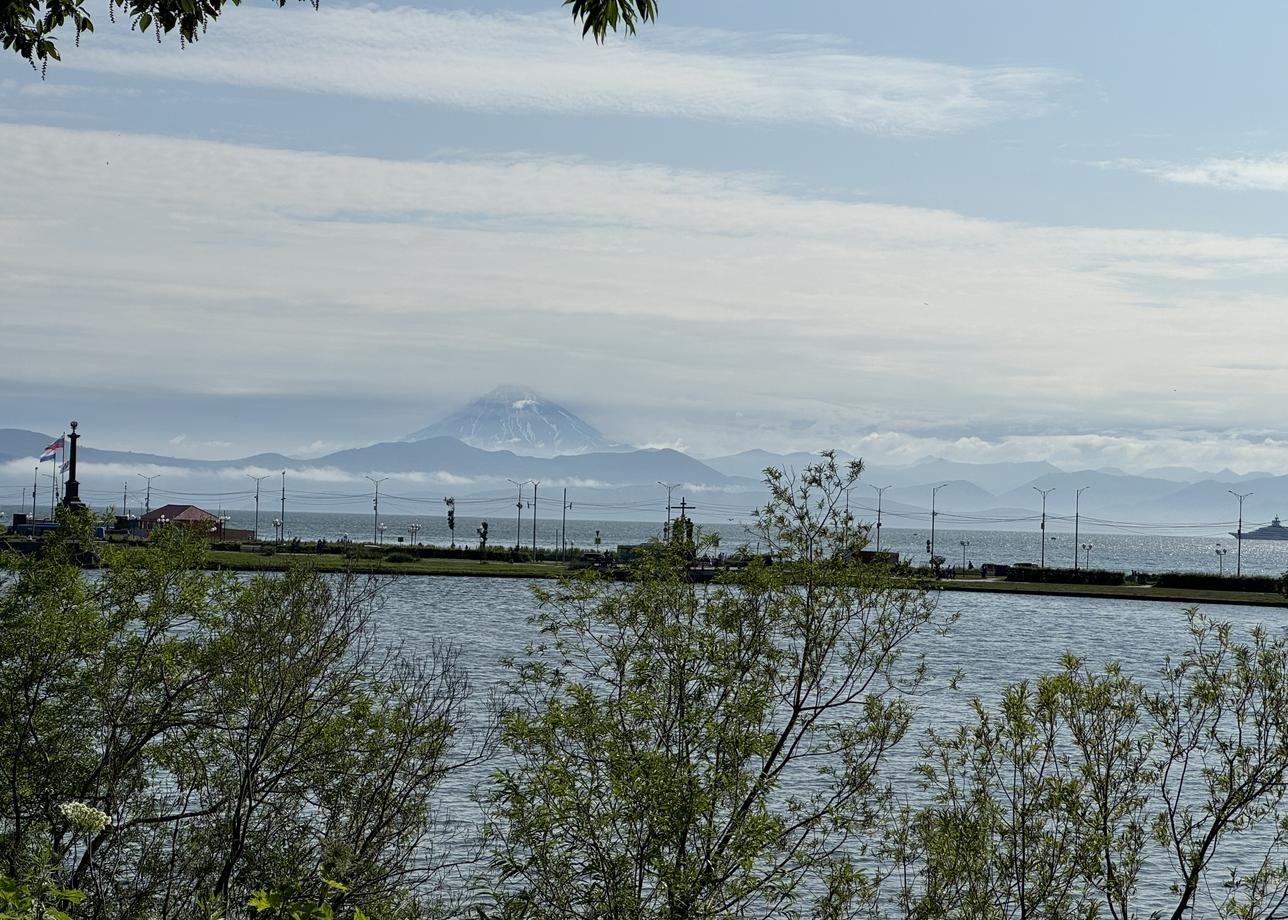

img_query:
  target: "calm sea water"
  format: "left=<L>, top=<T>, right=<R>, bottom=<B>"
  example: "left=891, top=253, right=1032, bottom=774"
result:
left=382, top=575, right=1287, bottom=914
left=163, top=507, right=1288, bottom=577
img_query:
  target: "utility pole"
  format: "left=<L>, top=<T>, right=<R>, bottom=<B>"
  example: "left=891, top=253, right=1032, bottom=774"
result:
left=930, top=483, right=949, bottom=565
left=1073, top=485, right=1089, bottom=571
left=658, top=481, right=680, bottom=539
left=531, top=481, right=540, bottom=558
left=1034, top=486, right=1055, bottom=569
left=248, top=474, right=269, bottom=540
left=122, top=482, right=128, bottom=518
left=871, top=485, right=890, bottom=552
left=280, top=470, right=286, bottom=539
left=31, top=467, right=37, bottom=518
left=507, top=479, right=530, bottom=551
left=1230, top=490, right=1253, bottom=577
left=365, top=475, right=388, bottom=544
left=137, top=473, right=159, bottom=516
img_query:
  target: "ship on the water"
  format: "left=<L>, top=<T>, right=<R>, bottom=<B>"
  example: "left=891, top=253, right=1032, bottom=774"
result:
left=1232, top=516, right=1288, bottom=540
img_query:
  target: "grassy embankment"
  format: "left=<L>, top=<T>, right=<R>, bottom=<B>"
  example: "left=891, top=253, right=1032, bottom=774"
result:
left=202, top=548, right=565, bottom=579
left=192, top=545, right=1288, bottom=607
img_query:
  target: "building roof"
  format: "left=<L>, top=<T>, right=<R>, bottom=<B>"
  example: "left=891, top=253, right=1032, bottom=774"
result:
left=140, top=504, right=219, bottom=525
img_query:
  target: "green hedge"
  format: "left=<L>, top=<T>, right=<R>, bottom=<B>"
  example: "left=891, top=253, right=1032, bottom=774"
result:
left=1151, top=571, right=1284, bottom=593
left=1006, top=566, right=1125, bottom=586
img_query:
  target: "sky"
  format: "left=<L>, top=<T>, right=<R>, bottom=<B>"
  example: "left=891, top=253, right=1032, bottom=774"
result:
left=3, top=0, right=1288, bottom=472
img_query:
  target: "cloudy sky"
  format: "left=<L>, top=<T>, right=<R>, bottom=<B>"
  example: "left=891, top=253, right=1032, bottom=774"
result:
left=3, top=0, right=1288, bottom=471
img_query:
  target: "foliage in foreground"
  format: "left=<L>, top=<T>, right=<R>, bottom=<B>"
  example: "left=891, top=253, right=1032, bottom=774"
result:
left=0, top=515, right=490, bottom=920
left=485, top=452, right=940, bottom=918
left=3, top=0, right=657, bottom=72
left=12, top=457, right=1288, bottom=918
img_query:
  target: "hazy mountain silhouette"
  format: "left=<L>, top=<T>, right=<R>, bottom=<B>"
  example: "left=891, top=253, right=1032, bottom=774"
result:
left=403, top=386, right=628, bottom=457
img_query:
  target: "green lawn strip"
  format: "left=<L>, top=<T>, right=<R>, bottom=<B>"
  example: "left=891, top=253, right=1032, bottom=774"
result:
left=202, top=549, right=567, bottom=579
left=936, top=578, right=1288, bottom=608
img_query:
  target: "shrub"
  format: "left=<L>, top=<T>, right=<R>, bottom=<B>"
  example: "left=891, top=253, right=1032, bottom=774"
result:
left=1005, top=566, right=1125, bottom=585
left=1151, top=571, right=1284, bottom=592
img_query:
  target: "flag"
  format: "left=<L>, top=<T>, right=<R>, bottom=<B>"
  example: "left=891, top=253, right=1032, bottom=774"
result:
left=45, top=437, right=64, bottom=452
left=40, top=437, right=64, bottom=463
left=60, top=460, right=69, bottom=473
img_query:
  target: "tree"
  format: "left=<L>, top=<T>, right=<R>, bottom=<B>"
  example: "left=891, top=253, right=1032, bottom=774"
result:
left=0, top=513, right=491, bottom=920
left=482, top=452, right=939, bottom=919
left=3, top=0, right=658, bottom=73
left=895, top=610, right=1288, bottom=920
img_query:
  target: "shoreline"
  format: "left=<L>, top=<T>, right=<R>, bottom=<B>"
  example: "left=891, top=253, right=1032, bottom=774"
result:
left=197, top=550, right=1288, bottom=608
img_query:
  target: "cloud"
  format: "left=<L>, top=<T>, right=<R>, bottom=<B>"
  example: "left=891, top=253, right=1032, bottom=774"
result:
left=840, top=430, right=1288, bottom=476
left=4, top=123, right=1288, bottom=464
left=62, top=6, right=1066, bottom=135
left=1112, top=155, right=1288, bottom=192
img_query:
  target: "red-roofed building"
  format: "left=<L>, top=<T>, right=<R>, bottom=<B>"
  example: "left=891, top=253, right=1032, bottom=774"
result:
left=140, top=504, right=254, bottom=540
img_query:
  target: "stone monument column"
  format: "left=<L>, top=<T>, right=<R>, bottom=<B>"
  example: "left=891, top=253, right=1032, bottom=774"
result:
left=61, top=420, right=86, bottom=510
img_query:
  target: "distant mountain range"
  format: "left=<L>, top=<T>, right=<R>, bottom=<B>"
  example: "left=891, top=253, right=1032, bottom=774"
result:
left=403, top=386, right=629, bottom=457
left=5, top=389, right=1288, bottom=530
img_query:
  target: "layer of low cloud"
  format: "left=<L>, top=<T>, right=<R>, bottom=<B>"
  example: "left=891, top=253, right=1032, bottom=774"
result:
left=63, top=6, right=1066, bottom=135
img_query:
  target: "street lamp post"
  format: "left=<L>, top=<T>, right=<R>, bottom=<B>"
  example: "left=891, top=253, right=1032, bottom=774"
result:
left=1081, top=542, right=1094, bottom=569
left=930, top=483, right=949, bottom=565
left=272, top=518, right=282, bottom=544
left=871, top=485, right=890, bottom=553
left=1074, top=485, right=1089, bottom=571
left=377, top=522, right=387, bottom=544
left=1229, top=490, right=1253, bottom=577
left=137, top=473, right=159, bottom=516
left=1215, top=546, right=1229, bottom=577
left=365, top=475, right=388, bottom=544
left=959, top=539, right=970, bottom=569
left=409, top=522, right=421, bottom=545
left=248, top=474, right=268, bottom=540
left=1034, top=487, right=1055, bottom=569
left=658, top=481, right=680, bottom=539
left=531, top=481, right=540, bottom=558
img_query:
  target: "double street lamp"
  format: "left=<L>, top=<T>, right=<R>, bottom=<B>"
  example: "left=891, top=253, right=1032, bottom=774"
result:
left=929, top=483, right=949, bottom=564
left=871, top=484, right=891, bottom=553
left=1229, top=490, right=1253, bottom=577
left=1034, top=487, right=1055, bottom=569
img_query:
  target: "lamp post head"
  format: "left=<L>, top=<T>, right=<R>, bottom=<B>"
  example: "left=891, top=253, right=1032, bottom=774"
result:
left=69, top=420, right=78, bottom=431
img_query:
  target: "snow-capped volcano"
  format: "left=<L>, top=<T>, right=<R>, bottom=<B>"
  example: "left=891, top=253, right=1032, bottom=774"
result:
left=403, top=386, right=629, bottom=457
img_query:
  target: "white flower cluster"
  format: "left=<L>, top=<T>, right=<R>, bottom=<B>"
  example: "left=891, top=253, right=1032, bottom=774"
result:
left=58, top=801, right=111, bottom=834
